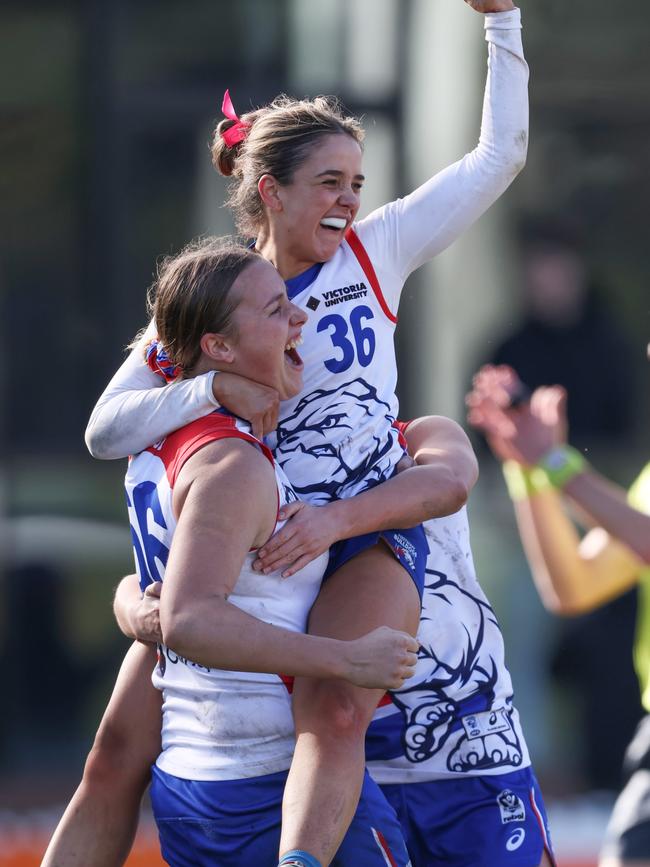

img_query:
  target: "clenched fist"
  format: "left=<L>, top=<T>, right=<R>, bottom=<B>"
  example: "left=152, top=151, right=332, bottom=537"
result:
left=343, top=627, right=420, bottom=690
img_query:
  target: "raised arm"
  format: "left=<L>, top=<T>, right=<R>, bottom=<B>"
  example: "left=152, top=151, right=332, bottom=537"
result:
left=85, top=320, right=281, bottom=459
left=358, top=2, right=528, bottom=296
left=254, top=415, right=478, bottom=576
left=159, top=439, right=417, bottom=688
left=467, top=365, right=648, bottom=615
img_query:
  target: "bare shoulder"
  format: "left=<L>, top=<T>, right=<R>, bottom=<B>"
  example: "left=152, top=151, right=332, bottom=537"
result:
left=174, top=436, right=277, bottom=517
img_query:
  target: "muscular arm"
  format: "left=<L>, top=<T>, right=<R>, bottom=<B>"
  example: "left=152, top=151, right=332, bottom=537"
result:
left=330, top=416, right=478, bottom=534
left=255, top=416, right=478, bottom=575
left=160, top=439, right=416, bottom=686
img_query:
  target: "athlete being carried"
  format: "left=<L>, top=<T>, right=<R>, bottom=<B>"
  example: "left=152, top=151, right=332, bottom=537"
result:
left=44, top=3, right=552, bottom=866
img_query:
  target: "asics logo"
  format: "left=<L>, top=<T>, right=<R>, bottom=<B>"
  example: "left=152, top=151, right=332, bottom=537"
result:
left=506, top=827, right=526, bottom=852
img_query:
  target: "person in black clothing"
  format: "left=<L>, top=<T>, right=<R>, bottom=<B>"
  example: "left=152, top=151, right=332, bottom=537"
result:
left=491, top=221, right=635, bottom=448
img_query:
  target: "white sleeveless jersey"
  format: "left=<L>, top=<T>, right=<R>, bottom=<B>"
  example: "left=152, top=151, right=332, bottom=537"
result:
left=365, top=507, right=531, bottom=783
left=124, top=410, right=328, bottom=781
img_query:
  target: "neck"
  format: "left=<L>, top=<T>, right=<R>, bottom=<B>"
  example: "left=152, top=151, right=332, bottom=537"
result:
left=255, top=227, right=316, bottom=281
left=188, top=357, right=221, bottom=379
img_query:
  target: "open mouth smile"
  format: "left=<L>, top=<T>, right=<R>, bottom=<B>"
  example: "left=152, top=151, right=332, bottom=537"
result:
left=319, top=217, right=347, bottom=232
left=284, top=334, right=304, bottom=369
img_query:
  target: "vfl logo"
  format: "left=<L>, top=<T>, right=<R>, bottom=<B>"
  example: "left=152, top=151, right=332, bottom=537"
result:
left=506, top=828, right=526, bottom=852
left=391, top=533, right=417, bottom=571
left=497, top=789, right=525, bottom=824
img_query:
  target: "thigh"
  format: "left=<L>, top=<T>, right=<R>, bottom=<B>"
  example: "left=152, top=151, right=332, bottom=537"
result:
left=309, top=542, right=421, bottom=639
left=293, top=543, right=421, bottom=726
left=94, top=641, right=161, bottom=768
left=150, top=765, right=285, bottom=867
left=380, top=770, right=556, bottom=867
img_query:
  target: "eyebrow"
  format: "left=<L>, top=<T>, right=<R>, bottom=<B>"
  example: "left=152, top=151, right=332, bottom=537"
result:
left=263, top=292, right=286, bottom=309
left=316, top=169, right=365, bottom=181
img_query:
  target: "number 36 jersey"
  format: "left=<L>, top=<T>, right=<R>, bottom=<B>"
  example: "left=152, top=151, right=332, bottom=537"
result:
left=267, top=226, right=406, bottom=505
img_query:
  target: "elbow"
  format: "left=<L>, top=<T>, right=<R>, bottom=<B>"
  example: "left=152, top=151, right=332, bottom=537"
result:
left=511, top=129, right=528, bottom=175
left=489, top=130, right=528, bottom=183
left=84, top=421, right=118, bottom=460
left=449, top=476, right=473, bottom=512
left=543, top=597, right=583, bottom=618
left=430, top=471, right=473, bottom=516
left=637, top=544, right=650, bottom=567
left=160, top=610, right=194, bottom=658
left=446, top=454, right=479, bottom=511
left=538, top=586, right=594, bottom=618
left=506, top=129, right=528, bottom=177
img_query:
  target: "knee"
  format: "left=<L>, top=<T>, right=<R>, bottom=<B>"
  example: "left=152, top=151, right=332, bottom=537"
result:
left=82, top=725, right=128, bottom=788
left=82, top=719, right=154, bottom=790
left=296, top=684, right=373, bottom=745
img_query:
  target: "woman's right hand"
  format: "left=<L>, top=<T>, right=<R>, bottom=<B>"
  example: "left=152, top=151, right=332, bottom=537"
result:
left=212, top=372, right=280, bottom=439
left=343, top=627, right=419, bottom=690
left=131, top=581, right=163, bottom=645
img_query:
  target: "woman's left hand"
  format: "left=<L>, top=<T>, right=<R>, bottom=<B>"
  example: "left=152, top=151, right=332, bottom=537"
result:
left=253, top=501, right=342, bottom=577
left=464, top=0, right=516, bottom=12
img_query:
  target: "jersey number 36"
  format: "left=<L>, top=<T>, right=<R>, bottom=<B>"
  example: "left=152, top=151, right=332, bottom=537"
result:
left=317, top=305, right=376, bottom=373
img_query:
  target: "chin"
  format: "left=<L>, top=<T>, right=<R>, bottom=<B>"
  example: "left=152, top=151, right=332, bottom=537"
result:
left=282, top=377, right=303, bottom=401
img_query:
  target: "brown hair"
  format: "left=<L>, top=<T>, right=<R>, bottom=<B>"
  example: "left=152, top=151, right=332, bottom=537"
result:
left=149, top=236, right=258, bottom=375
left=211, top=94, right=364, bottom=238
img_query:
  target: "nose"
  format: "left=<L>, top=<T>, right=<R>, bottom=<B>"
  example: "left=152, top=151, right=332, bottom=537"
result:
left=338, top=186, right=359, bottom=209
left=290, top=302, right=308, bottom=326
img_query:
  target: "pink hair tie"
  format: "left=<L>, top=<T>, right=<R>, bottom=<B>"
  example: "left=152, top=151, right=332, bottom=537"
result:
left=220, top=89, right=250, bottom=147
left=144, top=338, right=182, bottom=383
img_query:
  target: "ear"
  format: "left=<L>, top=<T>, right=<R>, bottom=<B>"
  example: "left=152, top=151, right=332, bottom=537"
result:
left=258, top=174, right=283, bottom=213
left=200, top=332, right=235, bottom=365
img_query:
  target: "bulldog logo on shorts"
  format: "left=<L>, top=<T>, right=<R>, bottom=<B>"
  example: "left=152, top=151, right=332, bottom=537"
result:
left=497, top=789, right=525, bottom=824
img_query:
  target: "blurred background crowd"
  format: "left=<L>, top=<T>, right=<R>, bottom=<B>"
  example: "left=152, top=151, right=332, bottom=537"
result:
left=1, top=1, right=649, bottom=864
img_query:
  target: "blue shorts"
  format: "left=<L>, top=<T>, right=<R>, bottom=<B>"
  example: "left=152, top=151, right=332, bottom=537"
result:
left=150, top=765, right=411, bottom=866
left=380, top=768, right=556, bottom=867
left=325, top=525, right=428, bottom=600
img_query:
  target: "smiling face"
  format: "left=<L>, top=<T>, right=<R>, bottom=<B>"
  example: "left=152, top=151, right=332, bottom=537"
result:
left=222, top=258, right=307, bottom=400
left=261, top=133, right=364, bottom=277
